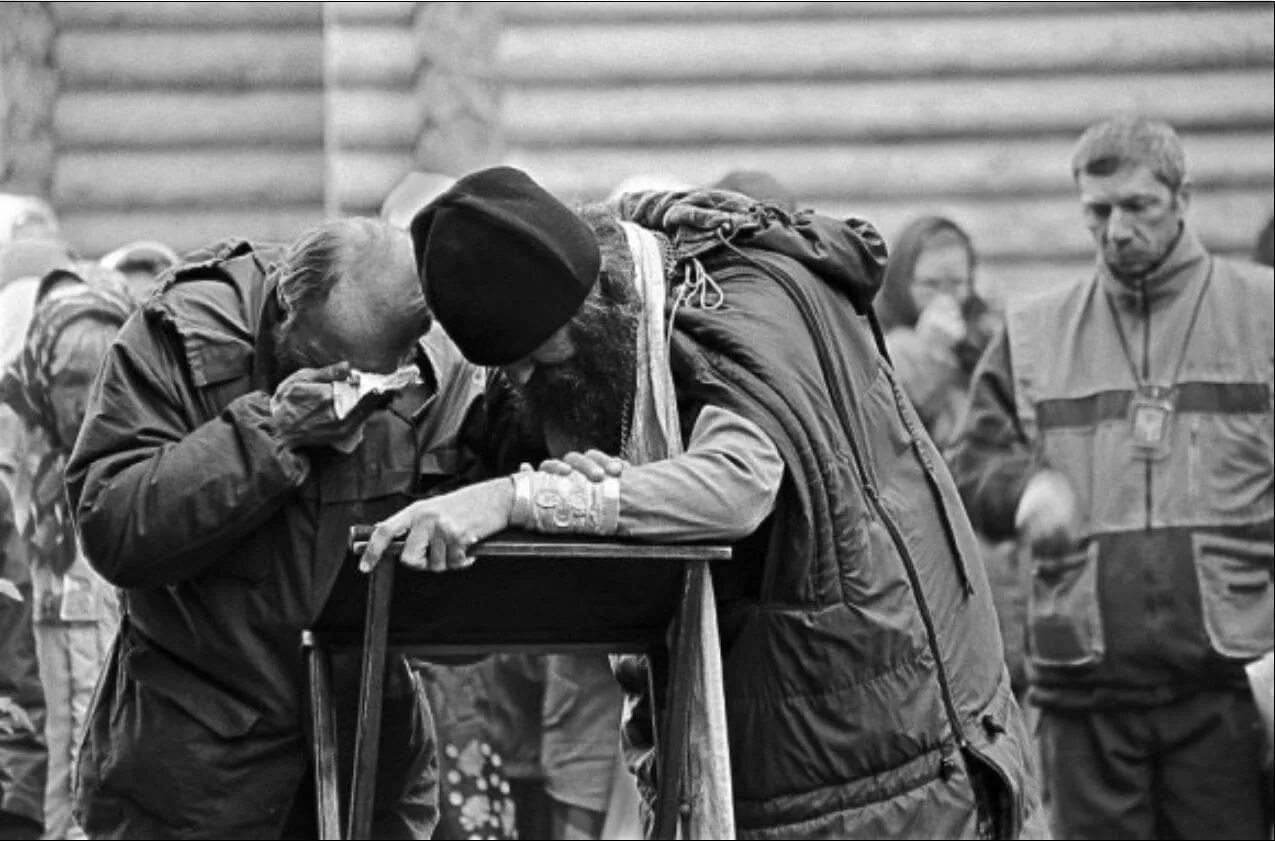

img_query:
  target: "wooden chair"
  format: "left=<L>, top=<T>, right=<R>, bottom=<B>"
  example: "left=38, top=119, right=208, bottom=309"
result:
left=303, top=527, right=731, bottom=840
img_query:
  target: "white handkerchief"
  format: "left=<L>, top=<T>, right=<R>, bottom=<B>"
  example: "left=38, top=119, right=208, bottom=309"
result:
left=331, top=365, right=422, bottom=420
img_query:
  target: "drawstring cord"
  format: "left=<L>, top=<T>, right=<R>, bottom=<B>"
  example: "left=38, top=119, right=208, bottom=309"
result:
left=666, top=253, right=726, bottom=359
left=679, top=258, right=726, bottom=312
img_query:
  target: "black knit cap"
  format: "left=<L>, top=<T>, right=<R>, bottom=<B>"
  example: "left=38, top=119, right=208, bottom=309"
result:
left=409, top=166, right=601, bottom=366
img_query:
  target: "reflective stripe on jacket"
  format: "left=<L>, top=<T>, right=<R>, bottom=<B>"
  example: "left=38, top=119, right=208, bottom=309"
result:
left=1001, top=230, right=1274, bottom=707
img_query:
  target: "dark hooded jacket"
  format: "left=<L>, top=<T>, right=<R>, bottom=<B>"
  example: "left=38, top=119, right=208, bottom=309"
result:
left=62, top=240, right=475, bottom=839
left=0, top=480, right=44, bottom=834
left=614, top=192, right=1043, bottom=838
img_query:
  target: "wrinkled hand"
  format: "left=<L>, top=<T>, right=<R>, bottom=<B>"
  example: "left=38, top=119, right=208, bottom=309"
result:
left=537, top=450, right=627, bottom=483
left=360, top=478, right=514, bottom=573
left=1015, top=469, right=1081, bottom=558
left=271, top=362, right=376, bottom=450
left=916, top=295, right=967, bottom=351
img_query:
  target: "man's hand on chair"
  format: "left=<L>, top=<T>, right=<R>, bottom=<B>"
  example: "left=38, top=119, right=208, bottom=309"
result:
left=359, top=478, right=514, bottom=573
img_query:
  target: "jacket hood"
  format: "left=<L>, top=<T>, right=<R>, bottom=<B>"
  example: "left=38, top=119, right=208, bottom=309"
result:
left=614, top=189, right=888, bottom=312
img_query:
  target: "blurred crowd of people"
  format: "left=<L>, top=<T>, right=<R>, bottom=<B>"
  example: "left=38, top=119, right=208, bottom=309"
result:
left=0, top=114, right=1272, bottom=841
left=1, top=197, right=176, bottom=841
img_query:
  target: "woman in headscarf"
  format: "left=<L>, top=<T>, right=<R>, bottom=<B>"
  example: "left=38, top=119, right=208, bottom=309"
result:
left=0, top=268, right=133, bottom=840
left=877, top=215, right=998, bottom=447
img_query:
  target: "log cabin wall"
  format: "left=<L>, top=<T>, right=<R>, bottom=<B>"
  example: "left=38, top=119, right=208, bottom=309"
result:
left=498, top=1, right=1275, bottom=302
left=50, top=2, right=328, bottom=255
left=36, top=2, right=1275, bottom=304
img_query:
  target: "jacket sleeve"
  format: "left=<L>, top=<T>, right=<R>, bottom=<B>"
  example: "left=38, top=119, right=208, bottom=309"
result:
left=64, top=314, right=310, bottom=588
left=946, top=326, right=1034, bottom=541
left=617, top=404, right=784, bottom=542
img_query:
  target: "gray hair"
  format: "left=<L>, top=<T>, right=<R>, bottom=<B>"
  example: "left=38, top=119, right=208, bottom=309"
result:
left=276, top=217, right=401, bottom=327
left=1071, top=115, right=1188, bottom=191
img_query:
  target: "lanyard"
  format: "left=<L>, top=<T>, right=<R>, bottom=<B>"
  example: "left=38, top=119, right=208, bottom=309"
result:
left=1103, top=258, right=1214, bottom=392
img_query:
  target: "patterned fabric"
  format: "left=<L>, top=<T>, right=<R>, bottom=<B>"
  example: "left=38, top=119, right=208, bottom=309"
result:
left=437, top=737, right=517, bottom=840
left=0, top=270, right=133, bottom=578
left=613, top=188, right=779, bottom=265
left=614, top=188, right=887, bottom=315
left=0, top=268, right=133, bottom=442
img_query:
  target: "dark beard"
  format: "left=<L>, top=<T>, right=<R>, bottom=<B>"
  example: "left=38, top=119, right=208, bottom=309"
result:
left=516, top=297, right=639, bottom=454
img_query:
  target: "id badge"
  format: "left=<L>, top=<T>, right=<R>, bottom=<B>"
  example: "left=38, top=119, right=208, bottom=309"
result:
left=58, top=570, right=100, bottom=622
left=1128, top=386, right=1176, bottom=461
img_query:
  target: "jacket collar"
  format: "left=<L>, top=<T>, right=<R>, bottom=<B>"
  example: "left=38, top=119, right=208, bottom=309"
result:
left=1098, top=226, right=1208, bottom=312
left=251, top=271, right=285, bottom=392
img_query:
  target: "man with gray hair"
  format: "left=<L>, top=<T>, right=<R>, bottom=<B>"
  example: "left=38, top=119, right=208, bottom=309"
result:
left=63, top=218, right=484, bottom=837
left=950, top=115, right=1274, bottom=838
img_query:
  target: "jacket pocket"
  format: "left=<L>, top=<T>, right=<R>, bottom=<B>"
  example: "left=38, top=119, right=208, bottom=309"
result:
left=1027, top=541, right=1104, bottom=668
left=123, top=639, right=260, bottom=738
left=1192, top=533, right=1274, bottom=659
left=99, top=636, right=280, bottom=833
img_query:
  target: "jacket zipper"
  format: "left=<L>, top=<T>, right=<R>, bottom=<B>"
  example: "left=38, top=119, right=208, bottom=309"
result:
left=1188, top=417, right=1200, bottom=509
left=1141, top=283, right=1153, bottom=532
left=714, top=254, right=970, bottom=752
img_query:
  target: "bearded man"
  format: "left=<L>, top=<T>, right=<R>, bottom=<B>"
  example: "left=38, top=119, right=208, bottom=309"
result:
left=64, top=219, right=485, bottom=838
left=361, top=167, right=1045, bottom=838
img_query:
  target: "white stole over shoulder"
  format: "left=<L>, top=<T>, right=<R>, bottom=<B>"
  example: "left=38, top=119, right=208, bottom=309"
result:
left=618, top=222, right=734, bottom=840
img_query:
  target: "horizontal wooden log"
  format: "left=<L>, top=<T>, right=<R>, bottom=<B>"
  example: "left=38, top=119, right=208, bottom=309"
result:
left=503, top=70, right=1274, bottom=145
left=978, top=258, right=1096, bottom=306
left=500, top=7, right=1274, bottom=84
left=56, top=30, right=322, bottom=89
left=329, top=90, right=420, bottom=148
left=327, top=26, right=418, bottom=86
left=328, top=151, right=419, bottom=213
left=53, top=2, right=322, bottom=28
left=57, top=206, right=326, bottom=259
left=55, top=91, right=324, bottom=148
left=327, top=3, right=416, bottom=24
left=815, top=188, right=1271, bottom=262
left=53, top=150, right=325, bottom=208
left=501, top=2, right=1180, bottom=24
left=508, top=132, right=1275, bottom=202
left=505, top=2, right=868, bottom=24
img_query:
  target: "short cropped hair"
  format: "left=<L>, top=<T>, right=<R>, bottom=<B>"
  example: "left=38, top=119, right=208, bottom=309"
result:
left=1070, top=115, right=1188, bottom=191
left=276, top=217, right=395, bottom=324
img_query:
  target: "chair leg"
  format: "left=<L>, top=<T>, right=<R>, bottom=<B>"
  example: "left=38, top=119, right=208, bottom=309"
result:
left=646, top=641, right=669, bottom=837
left=347, top=558, right=396, bottom=839
left=305, top=632, right=342, bottom=840
left=653, top=561, right=703, bottom=839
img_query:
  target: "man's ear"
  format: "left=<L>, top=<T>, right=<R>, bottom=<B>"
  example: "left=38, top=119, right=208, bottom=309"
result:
left=1174, top=178, right=1193, bottom=213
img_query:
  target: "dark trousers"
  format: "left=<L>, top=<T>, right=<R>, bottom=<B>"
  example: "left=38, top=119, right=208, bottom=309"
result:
left=1039, top=690, right=1271, bottom=840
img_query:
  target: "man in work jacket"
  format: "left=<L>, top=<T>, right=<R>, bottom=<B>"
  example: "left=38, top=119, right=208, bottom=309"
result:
left=64, top=220, right=484, bottom=838
left=362, top=166, right=1046, bottom=838
left=950, top=115, right=1274, bottom=839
